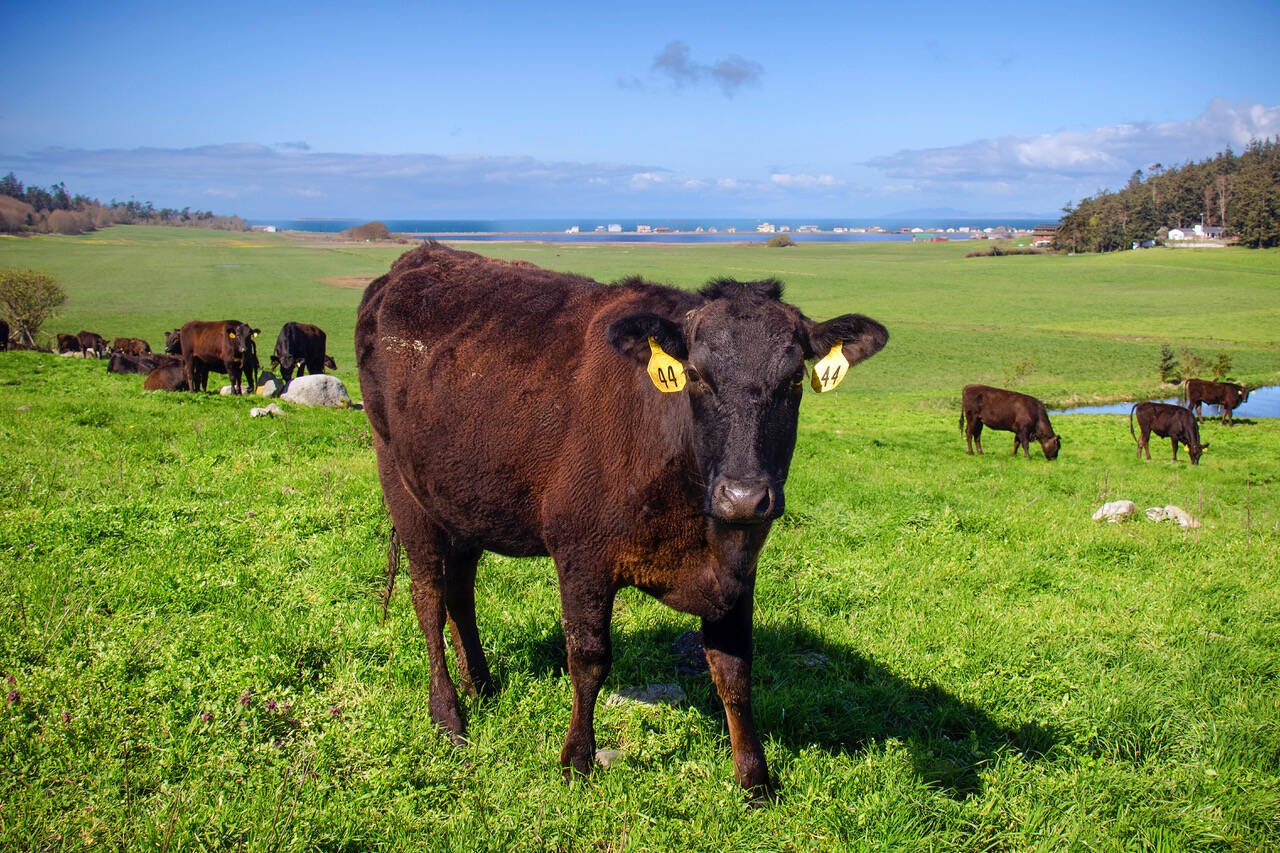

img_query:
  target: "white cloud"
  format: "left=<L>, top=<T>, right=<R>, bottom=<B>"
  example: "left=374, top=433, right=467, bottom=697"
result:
left=867, top=98, right=1280, bottom=183
left=770, top=173, right=842, bottom=189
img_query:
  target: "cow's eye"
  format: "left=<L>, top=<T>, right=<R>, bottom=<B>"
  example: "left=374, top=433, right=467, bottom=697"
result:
left=791, top=367, right=806, bottom=385
left=685, top=366, right=701, bottom=384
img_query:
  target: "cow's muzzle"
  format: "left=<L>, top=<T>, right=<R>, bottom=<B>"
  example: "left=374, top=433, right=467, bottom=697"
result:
left=710, top=477, right=780, bottom=525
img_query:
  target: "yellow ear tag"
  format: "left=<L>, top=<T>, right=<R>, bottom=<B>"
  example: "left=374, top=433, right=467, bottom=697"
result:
left=646, top=337, right=686, bottom=392
left=810, top=341, right=849, bottom=393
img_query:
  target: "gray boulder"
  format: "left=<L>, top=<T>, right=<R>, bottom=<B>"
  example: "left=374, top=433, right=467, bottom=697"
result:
left=280, top=374, right=352, bottom=408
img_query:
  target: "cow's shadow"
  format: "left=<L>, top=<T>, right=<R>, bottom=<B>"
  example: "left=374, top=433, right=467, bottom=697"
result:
left=506, top=620, right=1061, bottom=800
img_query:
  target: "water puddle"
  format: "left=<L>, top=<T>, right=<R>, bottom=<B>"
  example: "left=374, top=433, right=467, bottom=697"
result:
left=1053, top=385, right=1280, bottom=418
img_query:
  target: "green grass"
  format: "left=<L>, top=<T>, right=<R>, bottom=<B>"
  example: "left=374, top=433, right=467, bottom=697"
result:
left=1, top=231, right=1279, bottom=851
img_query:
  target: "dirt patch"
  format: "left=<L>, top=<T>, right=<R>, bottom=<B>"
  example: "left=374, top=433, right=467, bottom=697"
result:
left=318, top=275, right=374, bottom=289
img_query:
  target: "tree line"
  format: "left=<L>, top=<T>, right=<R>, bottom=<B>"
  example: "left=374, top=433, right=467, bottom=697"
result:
left=0, top=172, right=246, bottom=235
left=1054, top=138, right=1280, bottom=252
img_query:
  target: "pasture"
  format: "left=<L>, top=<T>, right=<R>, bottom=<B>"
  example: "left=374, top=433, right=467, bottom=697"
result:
left=2, top=229, right=1279, bottom=851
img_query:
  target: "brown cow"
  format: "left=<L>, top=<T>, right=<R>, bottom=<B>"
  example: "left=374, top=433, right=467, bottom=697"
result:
left=110, top=336, right=151, bottom=356
left=178, top=320, right=261, bottom=394
left=57, top=333, right=80, bottom=354
left=356, top=243, right=887, bottom=795
left=76, top=331, right=109, bottom=359
left=107, top=352, right=180, bottom=375
left=163, top=330, right=182, bottom=354
left=1130, top=401, right=1208, bottom=465
left=960, top=384, right=1062, bottom=459
left=143, top=362, right=189, bottom=391
left=1186, top=378, right=1250, bottom=426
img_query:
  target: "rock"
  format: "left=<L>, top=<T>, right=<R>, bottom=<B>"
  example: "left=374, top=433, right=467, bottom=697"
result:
left=256, top=376, right=284, bottom=397
left=219, top=385, right=235, bottom=396
left=606, top=683, right=686, bottom=708
left=280, top=374, right=351, bottom=408
left=1145, top=505, right=1201, bottom=528
left=1092, top=500, right=1138, bottom=522
left=669, top=630, right=708, bottom=674
left=797, top=651, right=830, bottom=669
left=250, top=403, right=285, bottom=418
left=594, top=748, right=624, bottom=768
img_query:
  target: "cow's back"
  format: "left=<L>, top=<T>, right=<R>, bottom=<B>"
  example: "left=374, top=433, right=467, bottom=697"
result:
left=357, top=244, right=694, bottom=553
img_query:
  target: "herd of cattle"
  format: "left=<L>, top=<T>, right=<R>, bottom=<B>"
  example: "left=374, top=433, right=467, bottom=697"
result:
left=37, top=320, right=337, bottom=394
left=959, top=377, right=1251, bottom=466
left=0, top=242, right=1265, bottom=796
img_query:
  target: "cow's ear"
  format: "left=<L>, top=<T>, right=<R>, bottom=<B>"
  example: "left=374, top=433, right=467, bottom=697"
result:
left=805, top=314, right=888, bottom=366
left=252, top=329, right=260, bottom=338
left=606, top=312, right=687, bottom=365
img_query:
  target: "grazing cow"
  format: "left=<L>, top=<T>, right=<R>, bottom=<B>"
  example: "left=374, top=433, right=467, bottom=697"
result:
left=270, top=322, right=333, bottom=382
left=57, top=333, right=80, bottom=354
left=356, top=243, right=887, bottom=795
left=1130, top=401, right=1208, bottom=465
left=76, top=331, right=109, bottom=359
left=107, top=352, right=180, bottom=375
left=110, top=336, right=151, bottom=356
left=1186, top=378, right=1250, bottom=426
left=0, top=319, right=8, bottom=351
left=178, top=320, right=260, bottom=394
left=143, top=362, right=189, bottom=391
left=960, top=384, right=1062, bottom=459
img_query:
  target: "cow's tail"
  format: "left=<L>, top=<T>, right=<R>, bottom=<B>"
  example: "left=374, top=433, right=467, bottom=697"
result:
left=380, top=524, right=402, bottom=626
left=958, top=409, right=965, bottom=433
left=1129, top=404, right=1138, bottom=442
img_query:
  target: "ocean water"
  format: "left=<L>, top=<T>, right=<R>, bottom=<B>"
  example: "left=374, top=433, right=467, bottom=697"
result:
left=250, top=217, right=1043, bottom=243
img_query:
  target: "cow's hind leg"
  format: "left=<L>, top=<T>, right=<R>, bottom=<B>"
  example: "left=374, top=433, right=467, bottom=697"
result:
left=1171, top=437, right=1179, bottom=461
left=553, top=554, right=615, bottom=781
left=377, top=453, right=466, bottom=741
left=970, top=419, right=983, bottom=454
left=444, top=546, right=496, bottom=698
left=1140, top=427, right=1152, bottom=460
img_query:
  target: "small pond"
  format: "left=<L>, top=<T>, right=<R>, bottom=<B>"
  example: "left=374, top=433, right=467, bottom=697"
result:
left=1052, top=385, right=1280, bottom=418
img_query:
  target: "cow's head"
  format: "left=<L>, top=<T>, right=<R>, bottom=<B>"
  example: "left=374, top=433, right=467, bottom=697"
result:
left=1189, top=440, right=1209, bottom=465
left=608, top=278, right=887, bottom=526
left=164, top=330, right=182, bottom=354
left=1041, top=434, right=1062, bottom=460
left=225, top=323, right=260, bottom=359
left=324, top=355, right=338, bottom=370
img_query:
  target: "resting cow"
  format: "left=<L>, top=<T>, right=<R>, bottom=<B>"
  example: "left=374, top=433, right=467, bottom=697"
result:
left=1130, top=401, right=1208, bottom=465
left=178, top=320, right=260, bottom=394
left=143, top=362, right=189, bottom=391
left=1186, top=378, right=1249, bottom=426
left=356, top=243, right=887, bottom=795
left=270, top=321, right=336, bottom=382
left=107, top=352, right=180, bottom=376
left=56, top=333, right=80, bottom=354
left=110, top=336, right=151, bottom=356
left=960, top=384, right=1062, bottom=459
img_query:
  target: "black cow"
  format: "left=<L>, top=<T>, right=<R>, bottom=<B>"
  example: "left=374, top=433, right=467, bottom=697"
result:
left=356, top=243, right=887, bottom=795
left=271, top=322, right=334, bottom=382
left=1186, top=378, right=1250, bottom=426
left=960, top=384, right=1062, bottom=459
left=1131, top=402, right=1208, bottom=465
left=0, top=319, right=8, bottom=351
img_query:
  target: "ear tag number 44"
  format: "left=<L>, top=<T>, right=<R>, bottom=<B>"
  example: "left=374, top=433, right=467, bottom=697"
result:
left=811, top=341, right=849, bottom=393
left=646, top=337, right=686, bottom=392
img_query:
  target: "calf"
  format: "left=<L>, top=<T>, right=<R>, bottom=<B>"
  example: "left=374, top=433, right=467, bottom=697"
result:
left=960, top=384, right=1062, bottom=459
left=76, top=331, right=108, bottom=359
left=1186, top=378, right=1249, bottom=426
left=357, top=243, right=887, bottom=795
left=178, top=320, right=261, bottom=393
left=110, top=336, right=151, bottom=356
left=270, top=321, right=332, bottom=382
left=1131, top=402, right=1208, bottom=465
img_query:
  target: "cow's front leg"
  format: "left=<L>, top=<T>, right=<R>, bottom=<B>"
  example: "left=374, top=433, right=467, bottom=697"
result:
left=703, top=582, right=771, bottom=797
left=556, top=567, right=615, bottom=781
left=1171, top=438, right=1179, bottom=460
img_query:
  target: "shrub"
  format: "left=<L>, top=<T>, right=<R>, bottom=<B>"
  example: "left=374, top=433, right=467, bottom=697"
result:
left=0, top=267, right=66, bottom=347
left=342, top=221, right=392, bottom=242
left=1211, top=350, right=1233, bottom=382
left=766, top=234, right=795, bottom=248
left=1158, top=344, right=1180, bottom=384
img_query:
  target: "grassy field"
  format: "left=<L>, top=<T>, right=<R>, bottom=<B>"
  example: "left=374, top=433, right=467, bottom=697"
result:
left=2, top=229, right=1279, bottom=851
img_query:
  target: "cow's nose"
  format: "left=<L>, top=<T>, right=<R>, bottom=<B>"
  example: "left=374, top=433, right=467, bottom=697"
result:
left=711, top=478, right=777, bottom=524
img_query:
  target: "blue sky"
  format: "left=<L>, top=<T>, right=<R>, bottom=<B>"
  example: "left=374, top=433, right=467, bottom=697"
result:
left=4, top=0, right=1278, bottom=220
